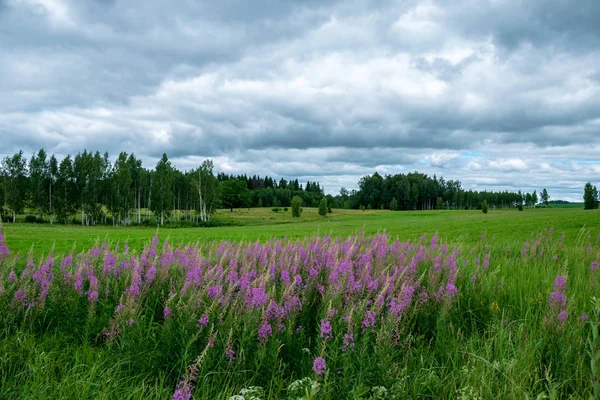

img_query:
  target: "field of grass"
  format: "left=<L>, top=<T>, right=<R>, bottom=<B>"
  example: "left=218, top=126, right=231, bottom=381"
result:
left=3, top=207, right=599, bottom=258
left=1, top=208, right=600, bottom=399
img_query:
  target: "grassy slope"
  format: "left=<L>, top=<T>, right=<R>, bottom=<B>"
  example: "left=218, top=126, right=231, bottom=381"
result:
left=2, top=207, right=600, bottom=258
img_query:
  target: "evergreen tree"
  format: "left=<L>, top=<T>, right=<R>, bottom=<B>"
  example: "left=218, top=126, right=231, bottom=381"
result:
left=390, top=198, right=399, bottom=211
left=291, top=196, right=303, bottom=217
left=318, top=197, right=327, bottom=217
left=584, top=182, right=599, bottom=210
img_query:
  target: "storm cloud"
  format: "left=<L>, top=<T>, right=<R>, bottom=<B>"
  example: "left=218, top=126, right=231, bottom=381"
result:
left=1, top=0, right=599, bottom=200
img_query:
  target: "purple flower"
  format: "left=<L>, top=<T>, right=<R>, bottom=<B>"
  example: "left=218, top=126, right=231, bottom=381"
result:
left=580, top=313, right=590, bottom=323
left=591, top=261, right=599, bottom=271
left=445, top=282, right=458, bottom=299
left=225, top=347, right=235, bottom=362
left=207, top=285, right=222, bottom=299
left=164, top=306, right=172, bottom=320
left=362, top=310, right=376, bottom=332
left=172, top=380, right=192, bottom=400
left=342, top=333, right=354, bottom=352
left=553, top=275, right=567, bottom=292
left=197, top=313, right=209, bottom=327
left=8, top=271, right=17, bottom=282
left=320, top=319, right=333, bottom=340
left=312, top=357, right=326, bottom=376
left=557, top=310, right=569, bottom=324
left=258, top=321, right=272, bottom=343
left=87, top=290, right=99, bottom=303
left=548, top=291, right=567, bottom=309
left=471, top=274, right=477, bottom=283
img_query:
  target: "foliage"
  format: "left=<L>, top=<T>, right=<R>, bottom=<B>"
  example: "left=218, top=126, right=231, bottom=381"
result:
left=291, top=196, right=303, bottom=217
left=482, top=200, right=488, bottom=214
left=584, top=183, right=599, bottom=210
left=318, top=198, right=328, bottom=217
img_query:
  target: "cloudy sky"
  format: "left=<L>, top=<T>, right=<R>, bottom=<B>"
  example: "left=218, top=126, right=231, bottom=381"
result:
left=1, top=0, right=599, bottom=200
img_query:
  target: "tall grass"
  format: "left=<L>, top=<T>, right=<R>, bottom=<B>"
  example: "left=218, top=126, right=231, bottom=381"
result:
left=0, top=227, right=598, bottom=399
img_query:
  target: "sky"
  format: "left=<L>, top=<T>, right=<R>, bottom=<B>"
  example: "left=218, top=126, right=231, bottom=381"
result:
left=1, top=0, right=599, bottom=201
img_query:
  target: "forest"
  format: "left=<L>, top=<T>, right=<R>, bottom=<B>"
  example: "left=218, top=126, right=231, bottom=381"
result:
left=0, top=149, right=546, bottom=226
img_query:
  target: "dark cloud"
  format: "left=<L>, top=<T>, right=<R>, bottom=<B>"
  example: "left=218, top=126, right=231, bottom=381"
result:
left=1, top=0, right=599, bottom=200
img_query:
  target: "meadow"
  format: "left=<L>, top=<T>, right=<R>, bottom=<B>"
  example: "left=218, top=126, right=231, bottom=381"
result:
left=3, top=207, right=599, bottom=258
left=1, top=208, right=600, bottom=399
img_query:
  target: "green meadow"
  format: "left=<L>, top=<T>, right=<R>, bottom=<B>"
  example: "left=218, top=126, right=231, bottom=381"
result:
left=2, top=207, right=600, bottom=399
left=3, top=207, right=599, bottom=258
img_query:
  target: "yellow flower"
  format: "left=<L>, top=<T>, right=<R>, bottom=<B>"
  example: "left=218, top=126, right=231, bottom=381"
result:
left=490, top=301, right=499, bottom=313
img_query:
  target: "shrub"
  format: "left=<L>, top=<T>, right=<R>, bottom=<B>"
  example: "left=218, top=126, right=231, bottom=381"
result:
left=482, top=200, right=488, bottom=214
left=272, top=207, right=281, bottom=213
left=291, top=196, right=303, bottom=217
left=318, top=198, right=327, bottom=217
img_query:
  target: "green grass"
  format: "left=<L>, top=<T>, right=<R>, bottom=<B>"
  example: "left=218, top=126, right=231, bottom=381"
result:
left=2, top=208, right=600, bottom=398
left=3, top=207, right=600, bottom=258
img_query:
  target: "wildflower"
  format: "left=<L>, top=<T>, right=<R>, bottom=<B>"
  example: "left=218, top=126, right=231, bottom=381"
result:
left=490, top=301, right=499, bottom=313
left=87, top=290, right=99, bottom=303
left=164, top=306, right=172, bottom=320
left=557, top=310, right=569, bottom=324
left=172, top=380, right=192, bottom=400
left=445, top=282, right=458, bottom=299
left=194, top=314, right=207, bottom=327
left=320, top=319, right=333, bottom=340
left=342, top=333, right=354, bottom=352
left=548, top=291, right=566, bottom=309
left=257, top=321, right=272, bottom=343
left=553, top=275, right=567, bottom=292
left=471, top=274, right=477, bottom=283
left=312, top=357, right=326, bottom=376
left=362, top=310, right=376, bottom=332
left=591, top=261, right=599, bottom=271
left=580, top=313, right=590, bottom=323
left=127, top=318, right=135, bottom=326
left=225, top=347, right=235, bottom=362
left=8, top=271, right=17, bottom=282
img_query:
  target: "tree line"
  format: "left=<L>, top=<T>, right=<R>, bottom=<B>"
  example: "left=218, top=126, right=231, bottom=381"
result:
left=0, top=149, right=326, bottom=226
left=1, top=149, right=561, bottom=226
left=351, top=172, right=550, bottom=211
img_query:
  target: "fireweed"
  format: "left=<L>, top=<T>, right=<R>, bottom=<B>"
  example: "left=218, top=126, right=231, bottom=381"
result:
left=0, top=228, right=596, bottom=398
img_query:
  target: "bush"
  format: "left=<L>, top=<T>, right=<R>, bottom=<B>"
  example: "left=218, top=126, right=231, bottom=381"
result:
left=359, top=205, right=366, bottom=211
left=482, top=200, right=488, bottom=214
left=283, top=207, right=288, bottom=212
left=272, top=207, right=281, bottom=213
left=24, top=215, right=44, bottom=224
left=518, top=204, right=523, bottom=211
left=291, top=196, right=303, bottom=217
left=318, top=198, right=327, bottom=217
left=390, top=198, right=399, bottom=211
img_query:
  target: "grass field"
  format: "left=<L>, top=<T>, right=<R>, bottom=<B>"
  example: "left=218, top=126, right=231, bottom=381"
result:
left=2, top=207, right=599, bottom=258
left=2, top=207, right=600, bottom=399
